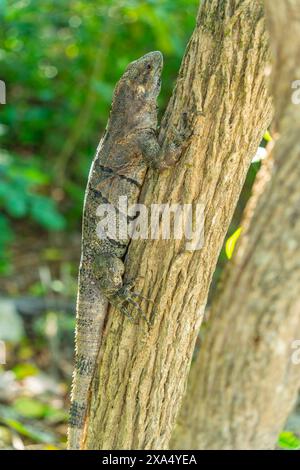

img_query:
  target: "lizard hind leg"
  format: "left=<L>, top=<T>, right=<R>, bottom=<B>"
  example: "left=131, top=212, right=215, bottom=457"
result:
left=111, top=281, right=155, bottom=326
left=93, top=252, right=125, bottom=295
left=94, top=253, right=154, bottom=325
left=119, top=303, right=139, bottom=324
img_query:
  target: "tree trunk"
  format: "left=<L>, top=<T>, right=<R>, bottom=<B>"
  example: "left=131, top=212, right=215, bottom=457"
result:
left=171, top=0, right=300, bottom=450
left=83, top=0, right=272, bottom=449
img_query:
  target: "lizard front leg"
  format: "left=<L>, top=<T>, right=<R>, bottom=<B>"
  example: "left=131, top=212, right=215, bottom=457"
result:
left=137, top=125, right=191, bottom=170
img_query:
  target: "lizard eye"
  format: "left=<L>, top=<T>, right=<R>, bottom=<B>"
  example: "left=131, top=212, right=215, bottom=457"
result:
left=146, top=63, right=152, bottom=70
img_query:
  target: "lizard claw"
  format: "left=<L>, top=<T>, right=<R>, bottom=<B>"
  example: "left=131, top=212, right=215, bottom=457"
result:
left=110, top=281, right=155, bottom=325
left=125, top=296, right=151, bottom=325
left=119, top=305, right=139, bottom=324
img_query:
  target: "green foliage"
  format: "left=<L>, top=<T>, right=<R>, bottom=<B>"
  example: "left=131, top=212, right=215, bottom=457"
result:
left=13, top=397, right=68, bottom=423
left=12, top=362, right=39, bottom=380
left=0, top=0, right=199, bottom=271
left=0, top=414, right=56, bottom=444
left=0, top=151, right=64, bottom=229
left=278, top=431, right=300, bottom=450
left=0, top=150, right=65, bottom=271
left=0, top=212, right=13, bottom=273
left=13, top=397, right=48, bottom=419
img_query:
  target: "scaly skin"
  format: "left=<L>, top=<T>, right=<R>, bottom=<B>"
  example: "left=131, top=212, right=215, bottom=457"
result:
left=68, top=51, right=186, bottom=449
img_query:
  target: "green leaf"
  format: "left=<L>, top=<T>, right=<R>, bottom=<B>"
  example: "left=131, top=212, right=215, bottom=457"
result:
left=29, top=196, right=66, bottom=230
left=8, top=165, right=50, bottom=185
left=12, top=362, right=39, bottom=380
left=1, top=417, right=55, bottom=444
left=13, top=398, right=47, bottom=419
left=3, top=192, right=28, bottom=217
left=225, top=227, right=242, bottom=260
left=278, top=431, right=300, bottom=450
left=0, top=181, right=12, bottom=198
left=263, top=130, right=273, bottom=142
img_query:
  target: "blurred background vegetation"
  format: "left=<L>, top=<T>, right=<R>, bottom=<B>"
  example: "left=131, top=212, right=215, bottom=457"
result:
left=0, top=0, right=299, bottom=450
left=0, top=0, right=199, bottom=277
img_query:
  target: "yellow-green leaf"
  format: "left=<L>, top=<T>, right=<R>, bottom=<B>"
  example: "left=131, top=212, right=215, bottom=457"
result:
left=278, top=431, right=300, bottom=450
left=12, top=363, right=39, bottom=380
left=263, top=130, right=273, bottom=142
left=225, top=228, right=242, bottom=260
left=13, top=397, right=47, bottom=419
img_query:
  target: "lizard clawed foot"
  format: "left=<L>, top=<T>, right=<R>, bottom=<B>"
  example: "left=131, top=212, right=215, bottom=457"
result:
left=109, top=281, right=155, bottom=326
left=119, top=304, right=139, bottom=324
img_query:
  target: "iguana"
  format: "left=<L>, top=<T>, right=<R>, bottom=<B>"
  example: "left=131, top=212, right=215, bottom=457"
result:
left=68, top=51, right=187, bottom=450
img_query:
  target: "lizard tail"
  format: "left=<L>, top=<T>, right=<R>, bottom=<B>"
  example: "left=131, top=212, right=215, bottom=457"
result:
left=68, top=373, right=91, bottom=449
left=67, top=427, right=83, bottom=450
left=67, top=288, right=109, bottom=450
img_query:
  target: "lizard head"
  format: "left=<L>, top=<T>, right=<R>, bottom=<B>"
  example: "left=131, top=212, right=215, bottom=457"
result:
left=110, top=52, right=163, bottom=129
left=124, top=51, right=163, bottom=101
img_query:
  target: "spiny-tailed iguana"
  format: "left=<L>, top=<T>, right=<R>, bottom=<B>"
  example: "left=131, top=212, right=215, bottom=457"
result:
left=68, top=51, right=187, bottom=449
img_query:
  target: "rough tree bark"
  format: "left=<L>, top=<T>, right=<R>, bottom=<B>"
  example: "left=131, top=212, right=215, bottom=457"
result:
left=171, top=0, right=300, bottom=450
left=83, top=0, right=273, bottom=449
